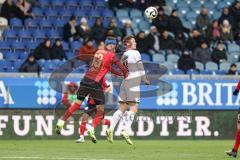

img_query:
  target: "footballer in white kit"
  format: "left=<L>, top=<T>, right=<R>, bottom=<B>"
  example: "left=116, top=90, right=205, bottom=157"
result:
left=106, top=36, right=150, bottom=145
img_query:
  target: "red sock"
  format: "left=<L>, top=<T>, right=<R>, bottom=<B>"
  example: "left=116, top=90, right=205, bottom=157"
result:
left=79, top=120, right=87, bottom=136
left=62, top=102, right=81, bottom=121
left=104, top=119, right=110, bottom=126
left=233, top=130, right=240, bottom=151
left=92, top=110, right=104, bottom=128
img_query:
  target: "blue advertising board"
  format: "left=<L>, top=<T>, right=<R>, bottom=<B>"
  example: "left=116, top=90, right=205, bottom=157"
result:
left=0, top=77, right=239, bottom=110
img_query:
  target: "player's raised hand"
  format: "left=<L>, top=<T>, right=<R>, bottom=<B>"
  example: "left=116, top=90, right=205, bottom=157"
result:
left=233, top=89, right=239, bottom=96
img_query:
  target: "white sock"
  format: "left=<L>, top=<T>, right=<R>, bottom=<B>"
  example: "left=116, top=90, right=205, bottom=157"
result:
left=110, top=109, right=124, bottom=131
left=86, top=124, right=93, bottom=131
left=80, top=135, right=84, bottom=139
left=124, top=111, right=135, bottom=133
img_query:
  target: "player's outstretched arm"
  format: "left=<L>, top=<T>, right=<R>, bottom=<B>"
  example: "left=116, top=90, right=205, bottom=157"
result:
left=112, top=56, right=128, bottom=78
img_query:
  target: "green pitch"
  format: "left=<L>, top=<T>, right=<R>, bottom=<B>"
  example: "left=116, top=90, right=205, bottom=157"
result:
left=0, top=140, right=235, bottom=160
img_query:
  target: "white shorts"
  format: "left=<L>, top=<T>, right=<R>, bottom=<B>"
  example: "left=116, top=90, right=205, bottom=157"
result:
left=118, top=78, right=141, bottom=103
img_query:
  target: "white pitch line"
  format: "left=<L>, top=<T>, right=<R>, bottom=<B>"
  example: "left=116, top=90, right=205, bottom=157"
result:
left=0, top=157, right=115, bottom=160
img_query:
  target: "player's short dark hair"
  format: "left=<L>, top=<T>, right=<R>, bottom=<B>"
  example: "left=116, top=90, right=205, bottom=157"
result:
left=123, top=35, right=135, bottom=46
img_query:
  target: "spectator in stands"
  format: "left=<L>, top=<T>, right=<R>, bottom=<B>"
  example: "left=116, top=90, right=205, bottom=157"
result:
left=146, top=26, right=161, bottom=54
left=136, top=31, right=149, bottom=53
left=105, top=29, right=115, bottom=39
left=108, top=18, right=123, bottom=40
left=218, top=7, right=234, bottom=27
left=97, top=41, right=105, bottom=50
left=177, top=50, right=196, bottom=73
left=137, top=0, right=166, bottom=10
left=108, top=0, right=125, bottom=8
left=33, top=38, right=52, bottom=60
left=174, top=32, right=187, bottom=51
left=206, top=20, right=221, bottom=42
left=220, top=20, right=234, bottom=42
left=168, top=9, right=189, bottom=36
left=0, top=0, right=18, bottom=21
left=63, top=16, right=79, bottom=42
left=51, top=39, right=67, bottom=60
left=152, top=7, right=169, bottom=33
left=19, top=54, right=41, bottom=73
left=122, top=19, right=134, bottom=37
left=159, top=30, right=175, bottom=53
left=234, top=22, right=240, bottom=45
left=91, top=17, right=106, bottom=43
left=78, top=17, right=91, bottom=41
left=229, top=1, right=240, bottom=28
left=192, top=42, right=211, bottom=64
left=16, top=0, right=33, bottom=20
left=228, top=63, right=237, bottom=75
left=196, top=8, right=211, bottom=33
left=186, top=29, right=204, bottom=51
left=77, top=39, right=96, bottom=64
left=211, top=41, right=227, bottom=64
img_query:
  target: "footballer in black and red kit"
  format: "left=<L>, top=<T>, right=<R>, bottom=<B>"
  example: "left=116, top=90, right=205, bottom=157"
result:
left=56, top=37, right=128, bottom=143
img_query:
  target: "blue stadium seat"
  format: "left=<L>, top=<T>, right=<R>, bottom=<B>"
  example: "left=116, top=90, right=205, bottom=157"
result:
left=62, top=42, right=70, bottom=51
left=167, top=54, right=179, bottom=63
left=18, top=30, right=32, bottom=40
left=228, top=52, right=240, bottom=63
left=212, top=12, right=221, bottom=19
left=0, top=41, right=11, bottom=52
left=70, top=41, right=82, bottom=51
left=38, top=59, right=45, bottom=66
left=33, top=30, right=46, bottom=40
left=32, top=8, right=44, bottom=18
left=66, top=52, right=76, bottom=59
left=130, top=9, right=142, bottom=19
left=219, top=62, right=231, bottom=71
left=73, top=10, right=87, bottom=18
left=236, top=62, right=240, bottom=70
left=51, top=0, right=65, bottom=8
left=228, top=44, right=240, bottom=53
left=189, top=1, right=202, bottom=9
left=80, top=0, right=93, bottom=9
left=215, top=70, right=227, bottom=75
left=4, top=52, right=19, bottom=61
left=6, top=67, right=18, bottom=73
left=152, top=54, right=165, bottom=63
left=39, top=19, right=53, bottom=29
left=203, top=2, right=215, bottom=10
left=3, top=29, right=17, bottom=40
left=44, top=9, right=58, bottom=18
left=163, top=61, right=175, bottom=70
left=24, top=18, right=38, bottom=28
left=116, top=9, right=129, bottom=18
left=65, top=0, right=78, bottom=9
left=0, top=60, right=12, bottom=69
left=88, top=10, right=101, bottom=19
left=195, top=62, right=204, bottom=71
left=185, top=11, right=197, bottom=20
left=187, top=69, right=200, bottom=75
left=59, top=9, right=73, bottom=18
left=176, top=1, right=188, bottom=8
left=205, top=62, right=218, bottom=71
left=200, top=70, right=213, bottom=75
left=102, top=9, right=114, bottom=19
left=94, top=0, right=107, bottom=9
left=171, top=69, right=184, bottom=75
left=10, top=18, right=23, bottom=28
left=46, top=30, right=60, bottom=39
left=39, top=0, right=49, bottom=7
left=217, top=1, right=229, bottom=9
left=14, top=60, right=23, bottom=70
left=11, top=41, right=26, bottom=51
left=139, top=21, right=150, bottom=31
left=19, top=52, right=28, bottom=60
left=141, top=53, right=151, bottom=62
left=53, top=19, right=66, bottom=28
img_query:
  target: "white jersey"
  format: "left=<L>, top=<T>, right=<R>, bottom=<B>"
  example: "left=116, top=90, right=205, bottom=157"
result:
left=121, top=49, right=145, bottom=80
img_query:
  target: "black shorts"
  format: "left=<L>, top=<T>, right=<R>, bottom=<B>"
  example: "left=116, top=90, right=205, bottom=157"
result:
left=77, top=77, right=104, bottom=105
left=84, top=104, right=97, bottom=116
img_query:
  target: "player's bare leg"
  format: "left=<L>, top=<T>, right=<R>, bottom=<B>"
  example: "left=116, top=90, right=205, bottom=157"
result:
left=106, top=102, right=128, bottom=143
left=56, top=99, right=83, bottom=135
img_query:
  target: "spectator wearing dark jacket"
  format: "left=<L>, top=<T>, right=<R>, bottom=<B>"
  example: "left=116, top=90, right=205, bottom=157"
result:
left=168, top=9, right=190, bottom=36
left=220, top=19, right=234, bottom=42
left=51, top=39, right=67, bottom=60
left=136, top=31, right=149, bottom=53
left=0, top=0, right=18, bottom=21
left=196, top=8, right=211, bottom=32
left=33, top=38, right=52, bottom=60
left=218, top=7, right=234, bottom=27
left=152, top=7, right=169, bottom=33
left=146, top=26, right=161, bottom=54
left=91, top=17, right=106, bottom=43
left=228, top=63, right=237, bottom=75
left=229, top=1, right=240, bottom=28
left=19, top=54, right=41, bottom=73
left=16, top=0, right=33, bottom=21
left=63, top=16, right=79, bottom=42
left=174, top=32, right=186, bottom=51
left=159, top=30, right=175, bottom=51
left=108, top=18, right=123, bottom=40
left=192, top=42, right=211, bottom=64
left=77, top=17, right=91, bottom=41
left=177, top=51, right=196, bottom=73
left=211, top=41, right=227, bottom=64
left=186, top=29, right=204, bottom=51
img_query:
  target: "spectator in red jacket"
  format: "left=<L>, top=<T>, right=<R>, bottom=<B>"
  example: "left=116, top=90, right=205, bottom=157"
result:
left=77, top=39, right=97, bottom=63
